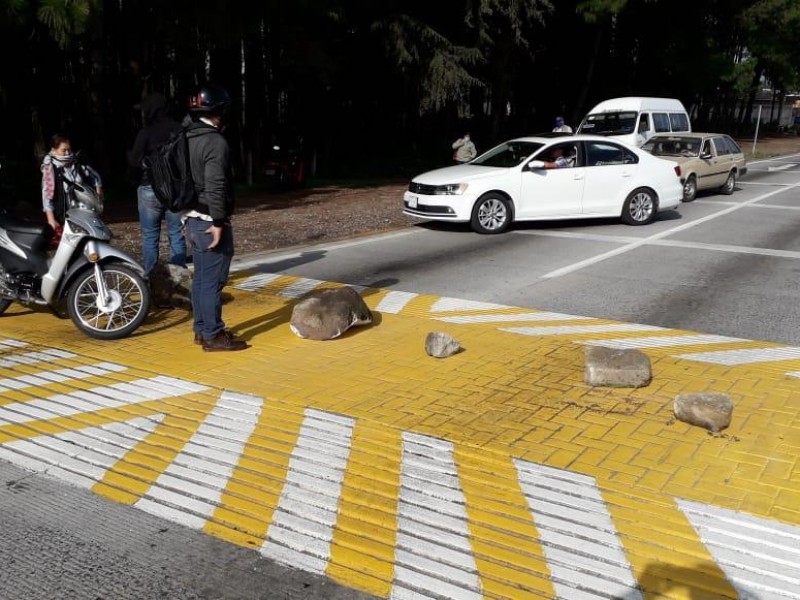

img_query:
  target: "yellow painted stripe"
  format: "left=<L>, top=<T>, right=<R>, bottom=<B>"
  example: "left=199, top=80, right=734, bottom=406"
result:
left=92, top=394, right=216, bottom=504
left=601, top=483, right=738, bottom=600
left=327, top=421, right=403, bottom=597
left=204, top=399, right=306, bottom=547
left=455, top=446, right=556, bottom=599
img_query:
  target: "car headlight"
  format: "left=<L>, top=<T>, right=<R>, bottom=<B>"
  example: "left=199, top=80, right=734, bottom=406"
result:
left=436, top=183, right=469, bottom=195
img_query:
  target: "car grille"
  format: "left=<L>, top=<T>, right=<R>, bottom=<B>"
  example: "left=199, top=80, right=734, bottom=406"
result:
left=408, top=182, right=439, bottom=195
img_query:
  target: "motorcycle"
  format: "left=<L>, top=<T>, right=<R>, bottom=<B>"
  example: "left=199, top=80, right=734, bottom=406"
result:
left=0, top=166, right=150, bottom=340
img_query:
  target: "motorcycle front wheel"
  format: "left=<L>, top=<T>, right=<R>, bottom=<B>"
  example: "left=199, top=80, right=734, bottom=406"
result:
left=66, top=263, right=150, bottom=340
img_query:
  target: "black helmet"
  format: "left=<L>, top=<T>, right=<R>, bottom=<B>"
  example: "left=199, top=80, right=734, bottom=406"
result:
left=188, top=83, right=231, bottom=115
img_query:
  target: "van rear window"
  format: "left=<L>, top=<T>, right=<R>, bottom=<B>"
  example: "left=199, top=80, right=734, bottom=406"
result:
left=670, top=113, right=690, bottom=132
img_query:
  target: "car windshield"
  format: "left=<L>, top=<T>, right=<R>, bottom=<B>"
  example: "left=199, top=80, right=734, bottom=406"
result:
left=641, top=137, right=701, bottom=157
left=472, top=141, right=542, bottom=167
left=578, top=111, right=637, bottom=135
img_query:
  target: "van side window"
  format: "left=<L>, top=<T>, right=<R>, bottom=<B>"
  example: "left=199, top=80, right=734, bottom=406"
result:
left=670, top=113, right=690, bottom=132
left=638, top=113, right=650, bottom=133
left=653, top=113, right=671, bottom=133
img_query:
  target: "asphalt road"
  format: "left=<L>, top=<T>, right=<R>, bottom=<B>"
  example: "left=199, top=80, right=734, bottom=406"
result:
left=235, top=152, right=800, bottom=346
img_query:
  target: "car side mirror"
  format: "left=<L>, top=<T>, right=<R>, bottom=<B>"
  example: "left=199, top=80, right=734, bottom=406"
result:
left=528, top=160, right=545, bottom=170
left=700, top=152, right=713, bottom=160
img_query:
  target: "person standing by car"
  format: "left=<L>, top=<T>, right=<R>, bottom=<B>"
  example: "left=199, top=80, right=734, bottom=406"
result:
left=452, top=133, right=477, bottom=163
left=127, top=92, right=187, bottom=278
left=552, top=116, right=573, bottom=133
left=183, top=83, right=248, bottom=352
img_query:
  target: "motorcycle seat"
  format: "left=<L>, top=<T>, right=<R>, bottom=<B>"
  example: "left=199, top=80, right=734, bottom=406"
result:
left=0, top=214, right=51, bottom=237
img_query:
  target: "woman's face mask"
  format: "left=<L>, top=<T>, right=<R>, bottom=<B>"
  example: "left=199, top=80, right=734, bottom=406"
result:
left=52, top=142, right=74, bottom=163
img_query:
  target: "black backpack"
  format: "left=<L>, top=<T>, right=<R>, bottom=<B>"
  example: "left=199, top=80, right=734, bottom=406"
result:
left=143, top=127, right=197, bottom=212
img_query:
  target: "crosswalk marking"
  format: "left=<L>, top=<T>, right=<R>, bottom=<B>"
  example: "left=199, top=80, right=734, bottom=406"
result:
left=0, top=415, right=164, bottom=489
left=430, top=297, right=506, bottom=312
left=678, top=499, right=800, bottom=599
left=234, top=272, right=283, bottom=291
left=0, top=376, right=208, bottom=426
left=0, top=361, right=127, bottom=391
left=261, top=409, right=355, bottom=574
left=277, top=277, right=325, bottom=298
left=514, top=459, right=643, bottom=599
left=390, top=432, right=481, bottom=600
left=0, top=348, right=75, bottom=368
left=677, top=346, right=800, bottom=365
left=134, top=390, right=263, bottom=529
left=0, top=339, right=28, bottom=350
left=502, top=323, right=664, bottom=336
left=581, top=333, right=745, bottom=349
left=436, top=311, right=594, bottom=324
left=375, top=291, right=418, bottom=314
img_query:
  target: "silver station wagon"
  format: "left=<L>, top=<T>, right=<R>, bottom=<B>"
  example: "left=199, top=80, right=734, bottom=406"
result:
left=640, top=132, right=747, bottom=202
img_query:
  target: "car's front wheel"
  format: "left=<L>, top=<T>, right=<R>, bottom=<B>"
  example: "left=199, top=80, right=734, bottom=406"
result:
left=471, top=193, right=513, bottom=234
left=621, top=188, right=658, bottom=225
left=683, top=175, right=697, bottom=202
left=720, top=171, right=736, bottom=195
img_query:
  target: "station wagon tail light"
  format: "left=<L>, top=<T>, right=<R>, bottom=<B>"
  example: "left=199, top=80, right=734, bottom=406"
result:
left=436, top=183, right=469, bottom=195
left=674, top=165, right=682, bottom=177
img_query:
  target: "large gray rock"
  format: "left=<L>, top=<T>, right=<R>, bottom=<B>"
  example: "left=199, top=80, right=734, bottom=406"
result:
left=674, top=392, right=733, bottom=433
left=584, top=345, right=652, bottom=388
left=289, top=286, right=372, bottom=340
left=425, top=331, right=461, bottom=358
left=150, top=262, right=192, bottom=310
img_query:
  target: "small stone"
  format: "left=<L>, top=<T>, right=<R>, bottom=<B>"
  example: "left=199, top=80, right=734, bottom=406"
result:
left=149, top=262, right=192, bottom=309
left=673, top=392, right=733, bottom=433
left=425, top=331, right=461, bottom=358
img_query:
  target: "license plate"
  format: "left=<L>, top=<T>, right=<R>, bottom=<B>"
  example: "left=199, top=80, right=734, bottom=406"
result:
left=407, top=194, right=418, bottom=208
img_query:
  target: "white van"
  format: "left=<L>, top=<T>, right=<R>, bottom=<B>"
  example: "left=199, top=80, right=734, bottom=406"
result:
left=576, top=97, right=691, bottom=147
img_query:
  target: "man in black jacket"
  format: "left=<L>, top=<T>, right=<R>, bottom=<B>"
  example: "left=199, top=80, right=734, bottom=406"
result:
left=183, top=83, right=248, bottom=352
left=127, top=92, right=186, bottom=277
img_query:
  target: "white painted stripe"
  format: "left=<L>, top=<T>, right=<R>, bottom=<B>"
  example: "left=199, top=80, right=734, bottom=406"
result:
left=0, top=362, right=127, bottom=391
left=514, top=459, right=643, bottom=600
left=134, top=390, right=263, bottom=527
left=501, top=323, right=665, bottom=337
left=430, top=297, right=507, bottom=312
left=581, top=333, right=745, bottom=350
left=0, top=348, right=75, bottom=368
left=0, top=415, right=163, bottom=489
left=678, top=499, right=800, bottom=599
left=695, top=199, right=800, bottom=210
left=436, top=311, right=594, bottom=324
left=233, top=272, right=283, bottom=291
left=277, top=278, right=325, bottom=298
left=0, top=376, right=209, bottom=425
left=541, top=183, right=798, bottom=279
left=677, top=346, right=800, bottom=365
left=260, top=409, right=355, bottom=574
left=390, top=432, right=481, bottom=600
left=375, top=290, right=418, bottom=314
left=0, top=339, right=28, bottom=350
left=768, top=163, right=795, bottom=171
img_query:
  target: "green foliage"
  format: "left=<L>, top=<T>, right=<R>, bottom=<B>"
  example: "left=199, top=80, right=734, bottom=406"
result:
left=36, top=0, right=100, bottom=49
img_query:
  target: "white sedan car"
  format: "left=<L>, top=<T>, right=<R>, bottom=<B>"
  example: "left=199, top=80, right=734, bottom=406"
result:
left=403, top=135, right=684, bottom=234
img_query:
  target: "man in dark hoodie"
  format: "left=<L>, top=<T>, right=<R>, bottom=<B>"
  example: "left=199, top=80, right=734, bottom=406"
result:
left=182, top=83, right=248, bottom=352
left=127, top=92, right=186, bottom=277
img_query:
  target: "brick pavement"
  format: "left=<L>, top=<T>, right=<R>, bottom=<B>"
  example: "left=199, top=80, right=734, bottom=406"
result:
left=0, top=268, right=798, bottom=599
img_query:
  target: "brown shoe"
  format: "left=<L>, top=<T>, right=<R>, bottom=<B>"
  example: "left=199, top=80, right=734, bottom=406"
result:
left=194, top=328, right=232, bottom=345
left=202, top=330, right=248, bottom=352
